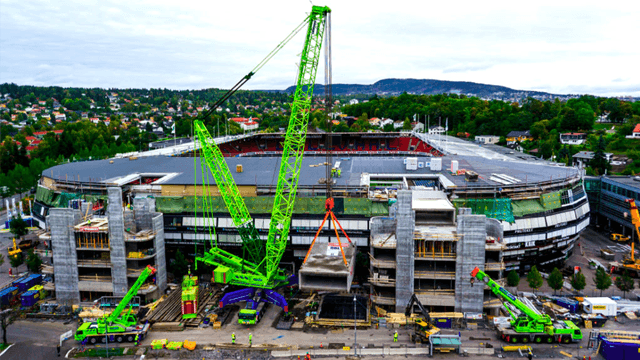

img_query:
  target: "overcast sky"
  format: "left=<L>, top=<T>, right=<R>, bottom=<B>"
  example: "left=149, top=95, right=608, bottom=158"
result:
left=1, top=0, right=638, bottom=97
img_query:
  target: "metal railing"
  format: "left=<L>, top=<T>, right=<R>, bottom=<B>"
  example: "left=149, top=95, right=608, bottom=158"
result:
left=414, top=270, right=455, bottom=279
left=77, top=259, right=111, bottom=267
left=368, top=277, right=396, bottom=287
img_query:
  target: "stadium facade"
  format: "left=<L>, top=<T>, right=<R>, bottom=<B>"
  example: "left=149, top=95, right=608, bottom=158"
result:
left=33, top=132, right=589, bottom=312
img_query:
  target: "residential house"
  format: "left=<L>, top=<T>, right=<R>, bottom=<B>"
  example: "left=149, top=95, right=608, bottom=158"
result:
left=428, top=125, right=446, bottom=135
left=559, top=133, right=587, bottom=145
left=506, top=130, right=532, bottom=144
left=475, top=135, right=500, bottom=145
left=393, top=120, right=404, bottom=129
left=349, top=99, right=359, bottom=105
left=379, top=118, right=394, bottom=128
left=626, top=124, right=640, bottom=139
left=572, top=151, right=613, bottom=169
left=411, top=122, right=424, bottom=132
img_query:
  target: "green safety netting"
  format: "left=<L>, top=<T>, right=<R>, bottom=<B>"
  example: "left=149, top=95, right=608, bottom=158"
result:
left=371, top=202, right=390, bottom=216
left=35, top=186, right=55, bottom=206
left=156, top=196, right=387, bottom=216
left=50, top=192, right=83, bottom=208
left=452, top=198, right=515, bottom=223
left=540, top=191, right=562, bottom=210
left=511, top=199, right=545, bottom=217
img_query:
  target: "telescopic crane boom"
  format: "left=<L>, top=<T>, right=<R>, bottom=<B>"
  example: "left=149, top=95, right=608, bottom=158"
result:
left=470, top=267, right=582, bottom=343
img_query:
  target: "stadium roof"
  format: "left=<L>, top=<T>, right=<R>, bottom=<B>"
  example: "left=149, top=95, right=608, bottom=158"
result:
left=44, top=152, right=579, bottom=190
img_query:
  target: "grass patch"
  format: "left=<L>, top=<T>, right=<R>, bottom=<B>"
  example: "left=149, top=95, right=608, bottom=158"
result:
left=0, top=343, right=11, bottom=351
left=594, top=122, right=616, bottom=131
left=74, top=347, right=126, bottom=358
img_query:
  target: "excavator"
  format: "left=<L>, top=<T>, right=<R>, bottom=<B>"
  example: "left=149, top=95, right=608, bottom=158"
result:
left=405, top=294, right=440, bottom=343
left=8, top=238, right=22, bottom=257
left=610, top=199, right=640, bottom=277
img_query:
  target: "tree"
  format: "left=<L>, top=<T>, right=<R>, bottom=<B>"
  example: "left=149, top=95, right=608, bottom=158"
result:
left=570, top=272, right=586, bottom=293
left=506, top=270, right=520, bottom=287
left=9, top=254, right=23, bottom=274
left=614, top=271, right=635, bottom=299
left=402, top=117, right=411, bottom=131
left=9, top=214, right=28, bottom=238
left=547, top=267, right=564, bottom=295
left=589, top=135, right=611, bottom=175
left=170, top=249, right=188, bottom=279
left=0, top=309, right=13, bottom=345
left=26, top=250, right=42, bottom=273
left=594, top=267, right=612, bottom=296
left=526, top=266, right=544, bottom=293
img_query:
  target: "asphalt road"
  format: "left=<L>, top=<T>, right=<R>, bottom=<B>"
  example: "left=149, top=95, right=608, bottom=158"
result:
left=1, top=320, right=76, bottom=359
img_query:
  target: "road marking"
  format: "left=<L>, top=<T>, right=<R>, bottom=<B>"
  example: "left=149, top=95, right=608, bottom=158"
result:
left=0, top=344, right=14, bottom=358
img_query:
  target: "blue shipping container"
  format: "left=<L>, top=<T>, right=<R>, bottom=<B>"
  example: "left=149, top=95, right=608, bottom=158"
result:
left=433, top=318, right=452, bottom=328
left=0, top=286, right=19, bottom=306
left=15, top=275, right=42, bottom=292
left=556, top=298, right=579, bottom=313
left=12, top=276, right=27, bottom=287
left=21, top=290, right=39, bottom=307
left=600, top=336, right=640, bottom=360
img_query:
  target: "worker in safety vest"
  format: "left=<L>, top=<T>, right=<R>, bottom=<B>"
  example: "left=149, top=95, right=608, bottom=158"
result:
left=394, top=330, right=398, bottom=342
left=231, top=333, right=236, bottom=344
left=249, top=333, right=252, bottom=346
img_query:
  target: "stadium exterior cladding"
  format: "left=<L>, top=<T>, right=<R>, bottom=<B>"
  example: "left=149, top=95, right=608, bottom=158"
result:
left=33, top=132, right=589, bottom=276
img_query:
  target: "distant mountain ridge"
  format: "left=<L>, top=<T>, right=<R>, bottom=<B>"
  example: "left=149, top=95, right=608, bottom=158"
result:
left=278, top=78, right=558, bottom=98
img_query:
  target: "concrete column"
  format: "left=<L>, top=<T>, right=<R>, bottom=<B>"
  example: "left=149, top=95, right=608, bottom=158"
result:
left=152, top=213, right=167, bottom=294
left=108, top=187, right=128, bottom=296
left=395, top=190, right=415, bottom=312
left=455, top=211, right=486, bottom=313
left=49, top=208, right=80, bottom=304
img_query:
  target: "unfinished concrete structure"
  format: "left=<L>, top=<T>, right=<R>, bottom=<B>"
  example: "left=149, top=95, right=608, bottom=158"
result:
left=370, top=189, right=506, bottom=314
left=44, top=187, right=166, bottom=303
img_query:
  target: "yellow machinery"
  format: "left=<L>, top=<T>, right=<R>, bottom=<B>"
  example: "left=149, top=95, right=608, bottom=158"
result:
left=610, top=233, right=629, bottom=242
left=8, top=238, right=21, bottom=257
left=615, top=199, right=640, bottom=276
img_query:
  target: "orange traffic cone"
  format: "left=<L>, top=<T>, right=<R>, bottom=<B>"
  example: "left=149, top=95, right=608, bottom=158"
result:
left=320, top=343, right=323, bottom=348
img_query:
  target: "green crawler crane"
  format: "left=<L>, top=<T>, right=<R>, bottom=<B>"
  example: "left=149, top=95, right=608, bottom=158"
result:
left=471, top=267, right=582, bottom=344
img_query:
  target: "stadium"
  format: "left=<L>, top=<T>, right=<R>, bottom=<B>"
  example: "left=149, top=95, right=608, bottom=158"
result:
left=33, top=131, right=589, bottom=313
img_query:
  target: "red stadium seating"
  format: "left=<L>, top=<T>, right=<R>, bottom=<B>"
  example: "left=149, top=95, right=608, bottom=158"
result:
left=215, top=133, right=441, bottom=157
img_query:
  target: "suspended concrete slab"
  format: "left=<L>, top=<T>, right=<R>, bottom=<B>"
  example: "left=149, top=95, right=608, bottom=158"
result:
left=299, top=242, right=356, bottom=292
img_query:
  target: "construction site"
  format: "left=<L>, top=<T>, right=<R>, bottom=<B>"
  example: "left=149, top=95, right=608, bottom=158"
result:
left=2, top=4, right=640, bottom=360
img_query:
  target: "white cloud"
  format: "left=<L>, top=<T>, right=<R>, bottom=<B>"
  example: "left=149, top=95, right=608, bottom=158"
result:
left=0, top=0, right=638, bottom=96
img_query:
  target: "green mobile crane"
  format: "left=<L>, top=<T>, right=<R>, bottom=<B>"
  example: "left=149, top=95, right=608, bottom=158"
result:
left=471, top=267, right=582, bottom=344
left=194, top=5, right=331, bottom=323
left=75, top=265, right=156, bottom=344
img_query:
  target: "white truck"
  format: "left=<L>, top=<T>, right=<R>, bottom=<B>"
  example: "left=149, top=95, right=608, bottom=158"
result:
left=582, top=297, right=617, bottom=316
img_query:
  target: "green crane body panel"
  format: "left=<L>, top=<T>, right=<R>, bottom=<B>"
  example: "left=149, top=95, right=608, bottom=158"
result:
left=470, top=267, right=582, bottom=341
left=195, top=5, right=330, bottom=290
left=193, top=120, right=265, bottom=267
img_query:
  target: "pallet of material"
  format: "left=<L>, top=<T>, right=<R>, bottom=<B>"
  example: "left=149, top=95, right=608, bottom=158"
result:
left=152, top=322, right=184, bottom=331
left=385, top=312, right=420, bottom=324
left=212, top=321, right=222, bottom=329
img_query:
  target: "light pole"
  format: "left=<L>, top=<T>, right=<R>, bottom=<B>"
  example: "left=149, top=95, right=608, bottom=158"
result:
left=353, top=295, right=357, bottom=357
